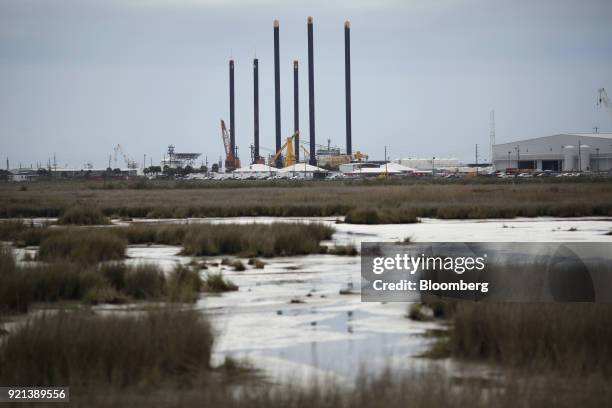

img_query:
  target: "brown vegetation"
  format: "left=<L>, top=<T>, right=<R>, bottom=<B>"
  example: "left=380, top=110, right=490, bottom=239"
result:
left=449, top=302, right=612, bottom=375
left=0, top=222, right=336, bottom=257
left=1, top=180, right=611, bottom=221
left=0, top=310, right=213, bottom=387
left=0, top=247, right=203, bottom=313
left=57, top=206, right=109, bottom=225
left=38, top=230, right=126, bottom=264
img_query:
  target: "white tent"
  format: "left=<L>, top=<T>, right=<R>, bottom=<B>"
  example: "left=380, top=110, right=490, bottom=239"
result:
left=384, top=162, right=416, bottom=173
left=233, top=164, right=279, bottom=173
left=279, top=163, right=327, bottom=173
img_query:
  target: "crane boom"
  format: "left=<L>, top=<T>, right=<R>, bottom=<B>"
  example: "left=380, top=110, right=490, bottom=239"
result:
left=220, top=119, right=240, bottom=172
left=597, top=88, right=610, bottom=110
left=269, top=131, right=299, bottom=168
left=220, top=120, right=232, bottom=156
left=113, top=144, right=137, bottom=169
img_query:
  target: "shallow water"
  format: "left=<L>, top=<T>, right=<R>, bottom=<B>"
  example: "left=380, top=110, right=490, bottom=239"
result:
left=7, top=216, right=611, bottom=384
left=120, top=216, right=612, bottom=384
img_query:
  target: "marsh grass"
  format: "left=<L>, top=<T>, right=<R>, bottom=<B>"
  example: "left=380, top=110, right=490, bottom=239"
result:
left=122, top=264, right=166, bottom=299
left=0, top=246, right=33, bottom=313
left=2, top=181, right=611, bottom=222
left=57, top=206, right=110, bottom=225
left=83, top=285, right=128, bottom=305
left=0, top=222, right=334, bottom=258
left=98, top=263, right=203, bottom=302
left=0, top=309, right=213, bottom=387
left=248, top=258, right=266, bottom=269
left=38, top=230, right=126, bottom=264
left=449, top=303, right=612, bottom=375
left=203, top=272, right=238, bottom=292
left=222, top=258, right=246, bottom=271
left=420, top=301, right=612, bottom=376
left=344, top=208, right=419, bottom=224
left=0, top=248, right=203, bottom=313
left=325, top=244, right=359, bottom=256
left=181, top=223, right=333, bottom=257
left=408, top=303, right=433, bottom=321
left=0, top=220, right=29, bottom=241
left=24, top=368, right=612, bottom=408
left=0, top=247, right=103, bottom=312
left=167, top=265, right=203, bottom=302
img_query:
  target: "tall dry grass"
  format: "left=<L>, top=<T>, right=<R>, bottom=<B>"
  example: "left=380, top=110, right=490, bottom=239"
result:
left=1, top=180, right=611, bottom=221
left=1, top=223, right=335, bottom=258
left=57, top=206, right=110, bottom=225
left=0, top=310, right=213, bottom=387
left=344, top=207, right=419, bottom=224
left=0, top=246, right=33, bottom=313
left=144, top=223, right=334, bottom=257
left=0, top=247, right=203, bottom=313
left=436, top=302, right=612, bottom=376
left=121, top=222, right=334, bottom=257
left=38, top=230, right=126, bottom=264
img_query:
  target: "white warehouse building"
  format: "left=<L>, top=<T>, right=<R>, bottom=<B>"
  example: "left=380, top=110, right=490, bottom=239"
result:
left=493, top=133, right=612, bottom=172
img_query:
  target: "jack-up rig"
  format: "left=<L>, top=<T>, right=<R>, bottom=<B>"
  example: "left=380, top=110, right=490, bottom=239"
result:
left=220, top=18, right=368, bottom=172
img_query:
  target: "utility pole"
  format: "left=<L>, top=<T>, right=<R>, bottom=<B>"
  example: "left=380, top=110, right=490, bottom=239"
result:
left=432, top=156, right=435, bottom=176
left=475, top=144, right=479, bottom=176
left=515, top=145, right=520, bottom=170
left=578, top=140, right=582, bottom=172
left=596, top=148, right=600, bottom=172
left=384, top=145, right=388, bottom=179
left=489, top=110, right=495, bottom=168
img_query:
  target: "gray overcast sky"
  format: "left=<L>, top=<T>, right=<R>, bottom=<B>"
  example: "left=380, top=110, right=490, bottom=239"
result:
left=1, top=0, right=611, bottom=168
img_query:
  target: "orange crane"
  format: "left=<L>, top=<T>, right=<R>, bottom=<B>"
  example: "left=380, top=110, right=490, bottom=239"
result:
left=220, top=119, right=241, bottom=172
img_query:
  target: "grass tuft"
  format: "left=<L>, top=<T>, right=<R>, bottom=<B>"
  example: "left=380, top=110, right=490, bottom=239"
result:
left=167, top=265, right=203, bottom=302
left=203, top=272, right=238, bottom=293
left=38, top=230, right=126, bottom=265
left=326, top=244, right=358, bottom=256
left=57, top=206, right=110, bottom=225
left=0, top=310, right=213, bottom=387
left=248, top=258, right=266, bottom=269
left=0, top=249, right=202, bottom=313
left=446, top=302, right=612, bottom=375
left=181, top=223, right=333, bottom=257
left=344, top=208, right=419, bottom=224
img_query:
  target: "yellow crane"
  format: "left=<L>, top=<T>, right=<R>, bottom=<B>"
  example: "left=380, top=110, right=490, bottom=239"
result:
left=269, top=131, right=301, bottom=168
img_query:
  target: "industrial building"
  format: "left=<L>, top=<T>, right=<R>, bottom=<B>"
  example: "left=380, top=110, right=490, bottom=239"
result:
left=340, top=162, right=415, bottom=176
left=233, top=163, right=278, bottom=177
left=160, top=145, right=201, bottom=169
left=396, top=158, right=460, bottom=171
left=492, top=133, right=612, bottom=172
left=7, top=167, right=137, bottom=181
left=8, top=169, right=39, bottom=182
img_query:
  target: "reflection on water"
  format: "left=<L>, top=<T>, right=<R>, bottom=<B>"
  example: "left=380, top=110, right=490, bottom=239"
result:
left=9, top=216, right=612, bottom=385
left=123, top=216, right=612, bottom=384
